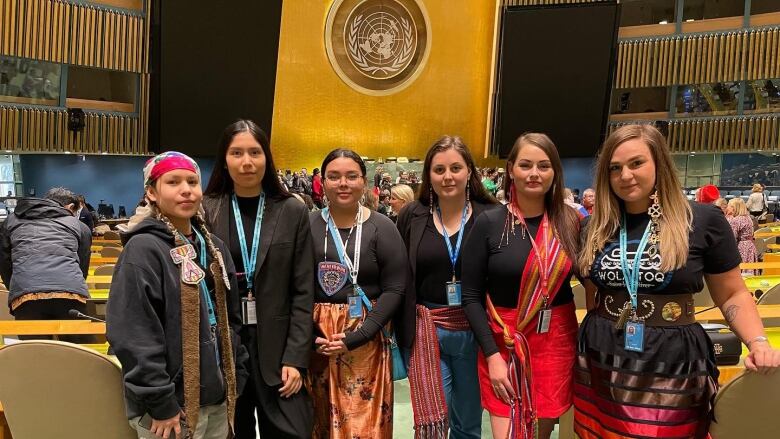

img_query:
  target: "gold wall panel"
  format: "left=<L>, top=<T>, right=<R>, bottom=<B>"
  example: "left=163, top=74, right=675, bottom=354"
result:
left=270, top=0, right=498, bottom=168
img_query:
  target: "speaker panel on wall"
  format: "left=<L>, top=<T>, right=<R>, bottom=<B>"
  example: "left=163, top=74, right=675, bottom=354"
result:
left=493, top=2, right=619, bottom=158
left=150, top=0, right=284, bottom=156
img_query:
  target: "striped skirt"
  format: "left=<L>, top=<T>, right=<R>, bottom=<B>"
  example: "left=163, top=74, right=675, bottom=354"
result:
left=573, top=312, right=718, bottom=439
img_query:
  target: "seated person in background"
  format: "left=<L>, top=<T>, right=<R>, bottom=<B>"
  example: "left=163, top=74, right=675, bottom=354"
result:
left=695, top=183, right=720, bottom=205
left=0, top=187, right=92, bottom=343
left=564, top=187, right=589, bottom=218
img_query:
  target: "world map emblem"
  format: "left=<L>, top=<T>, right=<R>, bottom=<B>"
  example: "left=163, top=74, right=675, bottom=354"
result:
left=325, top=0, right=431, bottom=95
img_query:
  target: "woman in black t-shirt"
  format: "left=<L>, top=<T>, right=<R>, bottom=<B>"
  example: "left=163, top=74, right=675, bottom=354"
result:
left=575, top=124, right=780, bottom=439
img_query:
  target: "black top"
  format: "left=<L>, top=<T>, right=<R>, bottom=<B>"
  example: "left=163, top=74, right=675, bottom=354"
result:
left=589, top=202, right=741, bottom=294
left=416, top=214, right=474, bottom=305
left=227, top=194, right=262, bottom=292
left=310, top=209, right=408, bottom=350
left=461, top=205, right=575, bottom=357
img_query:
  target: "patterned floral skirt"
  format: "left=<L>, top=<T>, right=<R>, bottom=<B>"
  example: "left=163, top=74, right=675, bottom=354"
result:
left=308, top=302, right=393, bottom=439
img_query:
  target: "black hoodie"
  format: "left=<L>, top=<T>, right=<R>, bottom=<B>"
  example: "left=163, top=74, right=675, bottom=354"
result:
left=106, top=217, right=248, bottom=420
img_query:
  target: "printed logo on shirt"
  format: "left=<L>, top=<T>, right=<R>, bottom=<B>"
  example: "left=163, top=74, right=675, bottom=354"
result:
left=591, top=239, right=672, bottom=292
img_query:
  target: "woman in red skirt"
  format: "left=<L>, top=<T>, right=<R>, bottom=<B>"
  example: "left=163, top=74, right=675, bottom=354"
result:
left=461, top=133, right=581, bottom=439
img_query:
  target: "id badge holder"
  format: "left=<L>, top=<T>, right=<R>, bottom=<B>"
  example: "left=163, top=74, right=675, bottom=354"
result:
left=624, top=319, right=645, bottom=352
left=446, top=280, right=462, bottom=306
left=241, top=292, right=257, bottom=325
left=348, top=287, right=363, bottom=319
left=537, top=309, right=552, bottom=333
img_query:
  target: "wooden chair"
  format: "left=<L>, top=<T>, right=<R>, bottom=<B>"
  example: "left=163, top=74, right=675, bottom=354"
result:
left=99, top=241, right=122, bottom=248
left=102, top=231, right=121, bottom=241
left=93, top=264, right=116, bottom=276
left=756, top=284, right=780, bottom=327
left=710, top=369, right=780, bottom=438
left=572, top=282, right=587, bottom=310
left=100, top=246, right=122, bottom=258
left=0, top=340, right=135, bottom=439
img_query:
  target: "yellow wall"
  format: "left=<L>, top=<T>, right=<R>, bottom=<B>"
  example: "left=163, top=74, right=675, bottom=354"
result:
left=270, top=1, right=498, bottom=169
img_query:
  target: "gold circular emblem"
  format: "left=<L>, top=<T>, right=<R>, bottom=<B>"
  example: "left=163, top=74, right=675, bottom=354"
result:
left=325, top=0, right=431, bottom=96
left=661, top=301, right=682, bottom=322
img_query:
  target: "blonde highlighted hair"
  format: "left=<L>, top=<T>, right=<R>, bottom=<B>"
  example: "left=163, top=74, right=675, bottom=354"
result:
left=390, top=184, right=415, bottom=204
left=579, top=124, right=692, bottom=274
left=727, top=197, right=749, bottom=217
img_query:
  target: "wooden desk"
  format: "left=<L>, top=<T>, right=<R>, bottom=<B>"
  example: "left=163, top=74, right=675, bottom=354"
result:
left=740, top=262, right=780, bottom=270
left=754, top=232, right=780, bottom=238
left=89, top=257, right=118, bottom=265
left=0, top=321, right=106, bottom=344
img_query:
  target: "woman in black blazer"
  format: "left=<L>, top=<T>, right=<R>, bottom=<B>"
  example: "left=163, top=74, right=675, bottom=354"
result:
left=202, top=120, right=314, bottom=439
left=396, top=136, right=498, bottom=438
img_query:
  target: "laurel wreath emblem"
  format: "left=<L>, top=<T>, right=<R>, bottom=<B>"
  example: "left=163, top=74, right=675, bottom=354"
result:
left=347, top=13, right=415, bottom=76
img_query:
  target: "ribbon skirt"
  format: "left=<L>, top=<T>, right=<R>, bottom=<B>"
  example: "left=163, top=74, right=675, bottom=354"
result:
left=307, top=302, right=393, bottom=439
left=477, top=302, right=577, bottom=419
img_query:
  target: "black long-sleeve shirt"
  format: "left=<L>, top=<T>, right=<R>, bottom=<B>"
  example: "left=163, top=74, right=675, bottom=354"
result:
left=461, top=205, right=574, bottom=357
left=310, top=209, right=407, bottom=350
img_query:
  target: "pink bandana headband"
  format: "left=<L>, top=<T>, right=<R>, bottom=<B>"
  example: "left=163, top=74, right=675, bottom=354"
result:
left=144, top=151, right=201, bottom=186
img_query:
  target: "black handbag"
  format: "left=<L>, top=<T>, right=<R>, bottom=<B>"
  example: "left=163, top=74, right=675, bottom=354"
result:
left=702, top=324, right=742, bottom=366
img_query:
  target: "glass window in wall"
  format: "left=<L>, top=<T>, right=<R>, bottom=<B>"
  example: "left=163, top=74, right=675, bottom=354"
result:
left=611, top=87, right=670, bottom=115
left=744, top=79, right=780, bottom=114
left=751, top=0, right=780, bottom=15
left=721, top=153, right=780, bottom=187
left=619, top=0, right=676, bottom=26
left=675, top=82, right=740, bottom=117
left=684, top=153, right=719, bottom=188
left=683, top=0, right=745, bottom=21
left=0, top=56, right=61, bottom=105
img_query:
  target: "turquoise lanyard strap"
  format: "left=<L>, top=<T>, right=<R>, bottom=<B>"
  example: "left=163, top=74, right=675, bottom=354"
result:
left=231, top=193, right=265, bottom=291
left=619, top=213, right=653, bottom=313
left=435, top=202, right=469, bottom=279
left=324, top=207, right=363, bottom=286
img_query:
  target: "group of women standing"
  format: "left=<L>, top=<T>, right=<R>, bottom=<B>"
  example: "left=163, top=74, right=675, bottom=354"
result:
left=106, top=118, right=780, bottom=439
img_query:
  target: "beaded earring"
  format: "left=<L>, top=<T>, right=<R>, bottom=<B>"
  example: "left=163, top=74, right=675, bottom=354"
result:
left=429, top=187, right=434, bottom=215
left=648, top=190, right=662, bottom=246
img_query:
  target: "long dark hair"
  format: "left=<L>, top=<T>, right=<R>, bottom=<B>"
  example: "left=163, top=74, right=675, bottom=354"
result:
left=418, top=135, right=496, bottom=207
left=504, top=133, right=579, bottom=266
left=204, top=119, right=290, bottom=199
left=320, top=148, right=367, bottom=177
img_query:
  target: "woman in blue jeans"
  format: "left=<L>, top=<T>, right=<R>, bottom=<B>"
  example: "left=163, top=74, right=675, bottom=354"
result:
left=396, top=136, right=498, bottom=438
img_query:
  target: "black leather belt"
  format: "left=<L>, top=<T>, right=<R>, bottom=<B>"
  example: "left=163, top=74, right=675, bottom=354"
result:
left=596, top=290, right=696, bottom=326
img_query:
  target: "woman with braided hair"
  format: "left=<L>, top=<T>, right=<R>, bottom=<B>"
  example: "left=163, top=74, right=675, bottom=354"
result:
left=107, top=151, right=248, bottom=439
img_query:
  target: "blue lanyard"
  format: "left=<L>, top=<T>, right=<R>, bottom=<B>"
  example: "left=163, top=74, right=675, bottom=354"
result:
left=619, top=213, right=652, bottom=311
left=435, top=203, right=468, bottom=279
left=186, top=229, right=217, bottom=327
left=231, top=193, right=265, bottom=292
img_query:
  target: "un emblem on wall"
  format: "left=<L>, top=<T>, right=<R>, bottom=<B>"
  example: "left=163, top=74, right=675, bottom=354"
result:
left=325, top=0, right=431, bottom=96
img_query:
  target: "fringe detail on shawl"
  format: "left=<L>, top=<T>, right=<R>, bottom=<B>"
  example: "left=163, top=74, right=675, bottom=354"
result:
left=408, top=305, right=471, bottom=438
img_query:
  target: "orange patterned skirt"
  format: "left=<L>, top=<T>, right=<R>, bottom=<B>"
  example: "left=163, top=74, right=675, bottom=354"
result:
left=308, top=302, right=393, bottom=439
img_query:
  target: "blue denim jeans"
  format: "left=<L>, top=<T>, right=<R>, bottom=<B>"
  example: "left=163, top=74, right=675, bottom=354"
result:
left=436, top=326, right=482, bottom=439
